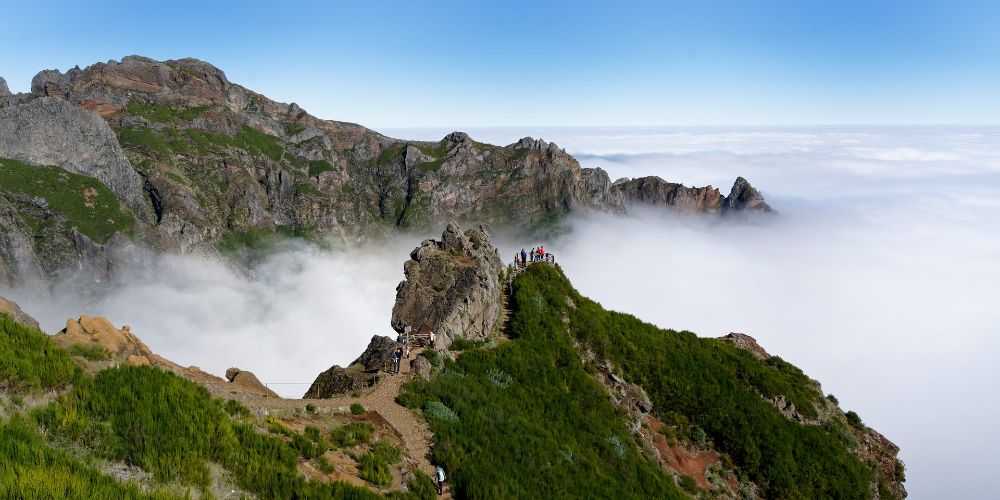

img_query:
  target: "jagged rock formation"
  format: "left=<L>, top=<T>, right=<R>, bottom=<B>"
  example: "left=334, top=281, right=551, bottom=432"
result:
left=391, top=222, right=503, bottom=349
left=0, top=296, right=40, bottom=329
left=225, top=367, right=278, bottom=398
left=304, top=335, right=402, bottom=398
left=722, top=176, right=773, bottom=214
left=0, top=77, right=10, bottom=97
left=0, top=55, right=772, bottom=285
left=612, top=175, right=773, bottom=215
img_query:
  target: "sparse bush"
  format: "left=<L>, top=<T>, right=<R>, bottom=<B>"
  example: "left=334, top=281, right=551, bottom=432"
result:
left=846, top=410, right=863, bottom=428
left=370, top=440, right=402, bottom=465
left=678, top=474, right=699, bottom=493
left=422, top=401, right=459, bottom=423
left=314, top=455, right=334, bottom=474
left=350, top=402, right=366, bottom=415
left=330, top=422, right=374, bottom=448
left=359, top=451, right=392, bottom=486
left=827, top=394, right=840, bottom=405
left=67, top=343, right=111, bottom=361
left=305, top=403, right=317, bottom=414
left=224, top=399, right=251, bottom=418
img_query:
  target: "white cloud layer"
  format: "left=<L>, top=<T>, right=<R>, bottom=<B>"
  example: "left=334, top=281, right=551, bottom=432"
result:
left=4, top=126, right=999, bottom=499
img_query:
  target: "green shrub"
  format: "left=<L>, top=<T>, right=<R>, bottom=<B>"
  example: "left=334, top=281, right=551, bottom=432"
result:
left=305, top=403, right=317, bottom=414
left=0, top=313, right=80, bottom=392
left=422, top=401, right=458, bottom=423
left=403, top=470, right=437, bottom=500
left=308, top=159, right=335, bottom=176
left=314, top=455, right=335, bottom=474
left=67, top=343, right=111, bottom=361
left=846, top=410, right=863, bottom=428
left=827, top=394, right=840, bottom=405
left=448, top=337, right=488, bottom=351
left=370, top=441, right=402, bottom=465
left=330, top=422, right=374, bottom=448
left=224, top=399, right=251, bottom=418
left=520, top=265, right=871, bottom=500
left=351, top=403, right=366, bottom=415
left=359, top=451, right=392, bottom=487
left=0, top=416, right=181, bottom=499
left=678, top=474, right=698, bottom=493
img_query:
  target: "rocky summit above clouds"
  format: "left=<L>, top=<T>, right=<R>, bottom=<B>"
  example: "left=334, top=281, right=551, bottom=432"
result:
left=391, top=222, right=504, bottom=348
left=0, top=56, right=771, bottom=286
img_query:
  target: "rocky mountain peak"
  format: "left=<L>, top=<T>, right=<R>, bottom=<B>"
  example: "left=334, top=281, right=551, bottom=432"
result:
left=444, top=131, right=471, bottom=144
left=392, top=222, right=503, bottom=349
left=0, top=77, right=10, bottom=97
left=723, top=176, right=773, bottom=214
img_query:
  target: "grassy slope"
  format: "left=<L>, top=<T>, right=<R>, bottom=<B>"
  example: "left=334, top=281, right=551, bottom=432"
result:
left=0, top=313, right=80, bottom=392
left=537, top=265, right=871, bottom=499
left=399, top=283, right=686, bottom=498
left=0, top=313, right=430, bottom=500
left=0, top=158, right=135, bottom=243
left=402, top=265, right=874, bottom=499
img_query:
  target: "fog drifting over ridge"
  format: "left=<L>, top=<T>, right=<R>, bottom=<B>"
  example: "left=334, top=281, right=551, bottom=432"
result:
left=4, top=126, right=999, bottom=499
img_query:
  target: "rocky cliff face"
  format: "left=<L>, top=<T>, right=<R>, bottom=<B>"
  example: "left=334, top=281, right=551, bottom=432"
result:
left=391, top=222, right=504, bottom=349
left=612, top=175, right=773, bottom=215
left=0, top=56, right=771, bottom=285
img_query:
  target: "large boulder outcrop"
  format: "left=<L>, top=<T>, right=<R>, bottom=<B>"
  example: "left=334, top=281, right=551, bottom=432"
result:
left=225, top=367, right=279, bottom=398
left=391, top=222, right=504, bottom=349
left=0, top=77, right=10, bottom=97
left=52, top=315, right=167, bottom=367
left=303, top=335, right=402, bottom=398
left=304, top=366, right=378, bottom=399
left=0, top=296, right=40, bottom=330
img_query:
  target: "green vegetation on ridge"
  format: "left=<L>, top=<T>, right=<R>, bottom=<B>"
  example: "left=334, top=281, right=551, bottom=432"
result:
left=398, top=283, right=685, bottom=499
left=542, top=265, right=871, bottom=499
left=30, top=364, right=428, bottom=499
left=0, top=158, right=135, bottom=243
left=0, top=313, right=80, bottom=392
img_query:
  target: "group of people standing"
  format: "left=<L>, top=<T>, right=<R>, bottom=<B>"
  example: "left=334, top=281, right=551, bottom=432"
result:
left=515, top=246, right=555, bottom=267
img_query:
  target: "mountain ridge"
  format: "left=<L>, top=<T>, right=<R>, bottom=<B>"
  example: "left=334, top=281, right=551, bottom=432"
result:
left=1, top=55, right=771, bottom=286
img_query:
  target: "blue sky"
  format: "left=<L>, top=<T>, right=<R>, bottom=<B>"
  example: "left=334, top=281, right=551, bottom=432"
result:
left=2, top=0, right=998, bottom=127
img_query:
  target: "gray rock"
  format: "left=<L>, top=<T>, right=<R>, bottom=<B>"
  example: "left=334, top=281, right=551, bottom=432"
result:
left=303, top=365, right=378, bottom=399
left=0, top=77, right=10, bottom=97
left=612, top=176, right=723, bottom=214
left=722, top=176, right=773, bottom=214
left=350, top=335, right=402, bottom=373
left=391, top=222, right=504, bottom=349
left=0, top=97, right=151, bottom=221
left=411, top=355, right=433, bottom=380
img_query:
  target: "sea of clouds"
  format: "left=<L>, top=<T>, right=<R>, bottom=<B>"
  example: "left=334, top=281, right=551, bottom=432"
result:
left=5, top=126, right=999, bottom=499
